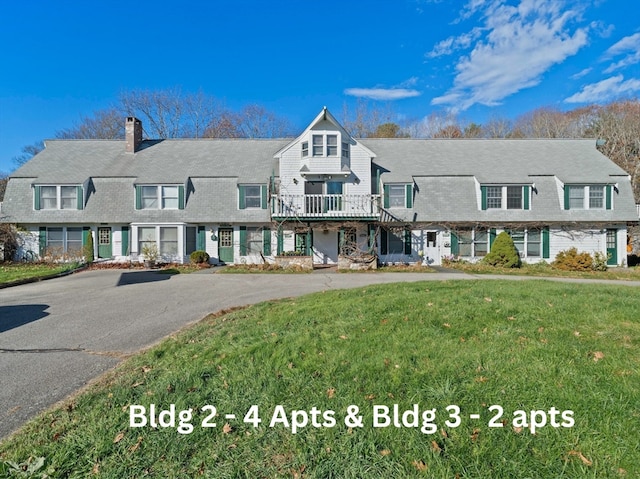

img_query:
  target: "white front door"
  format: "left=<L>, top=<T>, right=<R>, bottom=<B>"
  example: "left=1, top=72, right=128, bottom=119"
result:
left=312, top=228, right=338, bottom=264
left=423, top=231, right=439, bottom=265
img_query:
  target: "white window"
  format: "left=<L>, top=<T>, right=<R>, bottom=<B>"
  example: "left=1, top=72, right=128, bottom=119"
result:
left=327, top=135, right=338, bottom=156
left=508, top=229, right=541, bottom=258
left=243, top=185, right=262, bottom=208
left=60, top=186, right=77, bottom=209
left=302, top=141, right=309, bottom=157
left=45, top=227, right=82, bottom=255
left=568, top=186, right=585, bottom=209
left=589, top=186, right=604, bottom=209
left=486, top=187, right=502, bottom=209
left=312, top=135, right=324, bottom=156
left=138, top=227, right=156, bottom=253
left=342, top=142, right=350, bottom=158
left=40, top=186, right=58, bottom=210
left=161, top=186, right=179, bottom=209
left=245, top=227, right=263, bottom=255
left=506, top=186, right=522, bottom=209
left=141, top=186, right=159, bottom=209
left=160, top=227, right=178, bottom=256
left=388, top=185, right=406, bottom=208
left=139, top=185, right=180, bottom=209
left=38, top=185, right=79, bottom=210
left=456, top=228, right=489, bottom=257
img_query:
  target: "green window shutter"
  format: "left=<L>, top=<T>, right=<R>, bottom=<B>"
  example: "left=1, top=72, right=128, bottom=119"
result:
left=451, top=232, right=459, bottom=256
left=263, top=228, right=271, bottom=255
left=82, top=226, right=90, bottom=245
left=261, top=184, right=268, bottom=209
left=197, top=226, right=205, bottom=251
left=380, top=228, right=388, bottom=255
left=238, top=186, right=246, bottom=209
left=489, top=228, right=497, bottom=250
left=481, top=186, right=487, bottom=210
left=121, top=226, right=130, bottom=256
left=404, top=229, right=412, bottom=255
left=405, top=184, right=413, bottom=208
left=606, top=185, right=612, bottom=210
left=178, top=185, right=185, bottom=210
left=523, top=186, right=530, bottom=210
left=39, top=227, right=46, bottom=257
left=306, top=230, right=312, bottom=256
left=564, top=186, right=570, bottom=210
left=239, top=226, right=247, bottom=255
left=135, top=185, right=142, bottom=210
left=383, top=184, right=390, bottom=208
left=542, top=227, right=550, bottom=259
left=77, top=186, right=84, bottom=210
left=34, top=186, right=41, bottom=210
left=277, top=226, right=284, bottom=255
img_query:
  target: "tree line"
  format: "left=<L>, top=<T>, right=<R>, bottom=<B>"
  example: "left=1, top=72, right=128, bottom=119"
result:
left=4, top=90, right=640, bottom=201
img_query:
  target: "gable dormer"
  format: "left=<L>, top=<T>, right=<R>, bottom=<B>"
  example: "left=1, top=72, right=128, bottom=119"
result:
left=274, top=107, right=375, bottom=179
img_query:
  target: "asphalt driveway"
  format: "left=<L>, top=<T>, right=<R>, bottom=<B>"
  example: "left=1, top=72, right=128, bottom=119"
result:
left=0, top=268, right=468, bottom=440
left=2, top=268, right=639, bottom=440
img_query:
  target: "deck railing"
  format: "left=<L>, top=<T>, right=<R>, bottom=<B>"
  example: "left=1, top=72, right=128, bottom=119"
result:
left=272, top=194, right=380, bottom=218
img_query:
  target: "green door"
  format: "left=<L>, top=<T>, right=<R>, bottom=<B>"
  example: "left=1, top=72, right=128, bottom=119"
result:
left=218, top=228, right=234, bottom=263
left=98, top=227, right=112, bottom=259
left=606, top=229, right=617, bottom=266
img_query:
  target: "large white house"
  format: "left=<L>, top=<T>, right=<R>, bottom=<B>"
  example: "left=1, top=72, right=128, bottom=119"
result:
left=1, top=108, right=637, bottom=267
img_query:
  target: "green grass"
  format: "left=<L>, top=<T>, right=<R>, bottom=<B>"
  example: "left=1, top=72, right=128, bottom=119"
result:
left=444, top=260, right=640, bottom=281
left=0, top=262, right=79, bottom=285
left=1, top=280, right=639, bottom=478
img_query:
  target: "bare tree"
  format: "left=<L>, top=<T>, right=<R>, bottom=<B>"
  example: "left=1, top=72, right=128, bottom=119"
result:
left=56, top=107, right=124, bottom=139
left=482, top=115, right=514, bottom=138
left=341, top=100, right=396, bottom=138
left=588, top=100, right=640, bottom=200
left=120, top=88, right=186, bottom=138
left=233, top=104, right=294, bottom=138
left=12, top=141, right=44, bottom=167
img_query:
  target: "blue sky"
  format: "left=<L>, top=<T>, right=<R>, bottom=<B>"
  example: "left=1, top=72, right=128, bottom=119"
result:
left=1, top=0, right=638, bottom=173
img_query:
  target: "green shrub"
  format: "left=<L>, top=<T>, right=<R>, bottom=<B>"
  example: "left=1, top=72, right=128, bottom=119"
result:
left=83, top=231, right=94, bottom=263
left=189, top=250, right=210, bottom=264
left=483, top=231, right=521, bottom=268
left=552, top=247, right=594, bottom=271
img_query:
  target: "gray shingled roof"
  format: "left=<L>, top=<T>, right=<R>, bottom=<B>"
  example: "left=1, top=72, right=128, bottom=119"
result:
left=3, top=136, right=637, bottom=225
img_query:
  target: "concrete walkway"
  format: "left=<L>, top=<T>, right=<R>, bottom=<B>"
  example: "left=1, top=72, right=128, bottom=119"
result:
left=1, top=268, right=638, bottom=440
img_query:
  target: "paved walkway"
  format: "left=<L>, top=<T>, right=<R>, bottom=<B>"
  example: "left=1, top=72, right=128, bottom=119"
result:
left=1, top=268, right=638, bottom=440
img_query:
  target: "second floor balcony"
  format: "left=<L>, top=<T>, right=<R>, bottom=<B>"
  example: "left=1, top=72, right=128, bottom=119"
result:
left=272, top=194, right=381, bottom=219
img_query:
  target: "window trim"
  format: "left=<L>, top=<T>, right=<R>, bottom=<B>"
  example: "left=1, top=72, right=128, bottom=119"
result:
left=238, top=184, right=268, bottom=210
left=383, top=183, right=413, bottom=209
left=564, top=184, right=612, bottom=210
left=481, top=185, right=529, bottom=210
left=35, top=185, right=82, bottom=211
left=135, top=184, right=184, bottom=210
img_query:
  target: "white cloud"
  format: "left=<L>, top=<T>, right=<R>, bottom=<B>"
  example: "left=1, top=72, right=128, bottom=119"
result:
left=564, top=75, right=640, bottom=103
left=570, top=67, right=592, bottom=79
left=430, top=0, right=589, bottom=111
left=603, top=32, right=640, bottom=73
left=344, top=88, right=421, bottom=101
left=427, top=27, right=484, bottom=58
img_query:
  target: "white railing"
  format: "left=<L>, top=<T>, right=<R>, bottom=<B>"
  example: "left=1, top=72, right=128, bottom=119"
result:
left=273, top=194, right=381, bottom=218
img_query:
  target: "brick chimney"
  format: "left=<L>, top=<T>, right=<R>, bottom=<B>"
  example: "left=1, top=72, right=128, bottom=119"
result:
left=125, top=117, right=143, bottom=153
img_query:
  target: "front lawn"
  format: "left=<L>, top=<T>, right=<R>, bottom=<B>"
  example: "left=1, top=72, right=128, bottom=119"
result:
left=0, top=262, right=79, bottom=285
left=443, top=260, right=640, bottom=280
left=1, top=280, right=638, bottom=477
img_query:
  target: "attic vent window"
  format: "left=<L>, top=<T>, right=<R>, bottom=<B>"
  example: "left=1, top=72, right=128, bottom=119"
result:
left=302, top=141, right=308, bottom=158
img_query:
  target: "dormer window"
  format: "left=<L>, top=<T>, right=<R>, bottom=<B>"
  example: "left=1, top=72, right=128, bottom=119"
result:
left=564, top=185, right=611, bottom=210
left=327, top=135, right=338, bottom=156
left=34, top=185, right=83, bottom=210
left=481, top=185, right=530, bottom=210
left=312, top=135, right=324, bottom=156
left=310, top=133, right=340, bottom=157
left=342, top=142, right=350, bottom=158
